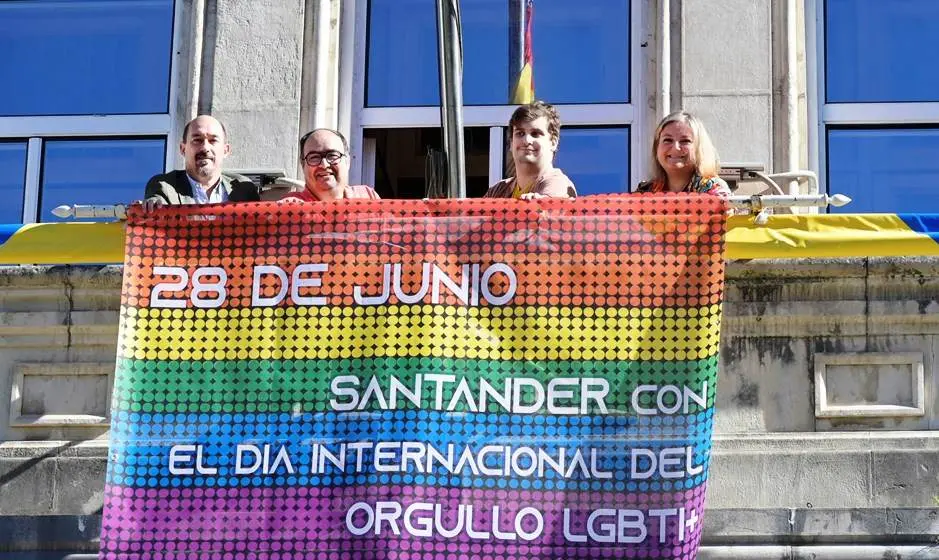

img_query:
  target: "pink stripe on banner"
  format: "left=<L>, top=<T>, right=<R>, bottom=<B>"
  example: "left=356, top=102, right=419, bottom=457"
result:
left=100, top=484, right=707, bottom=559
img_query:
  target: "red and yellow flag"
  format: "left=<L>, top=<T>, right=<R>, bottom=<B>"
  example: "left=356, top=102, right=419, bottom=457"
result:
left=511, top=0, right=534, bottom=104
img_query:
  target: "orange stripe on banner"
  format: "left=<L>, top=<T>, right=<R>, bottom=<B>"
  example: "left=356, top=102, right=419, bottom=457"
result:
left=121, top=252, right=724, bottom=309
left=122, top=198, right=727, bottom=261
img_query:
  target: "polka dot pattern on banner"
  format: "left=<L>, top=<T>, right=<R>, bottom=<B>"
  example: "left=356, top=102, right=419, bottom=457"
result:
left=103, top=195, right=728, bottom=560
left=110, top=356, right=719, bottom=414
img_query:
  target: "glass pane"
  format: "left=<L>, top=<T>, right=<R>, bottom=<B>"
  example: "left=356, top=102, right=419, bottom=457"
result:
left=826, top=0, right=939, bottom=103
left=40, top=138, right=166, bottom=222
left=827, top=128, right=939, bottom=213
left=0, top=142, right=28, bottom=223
left=367, top=0, right=629, bottom=106
left=554, top=127, right=629, bottom=195
left=0, top=0, right=174, bottom=116
left=366, top=127, right=491, bottom=198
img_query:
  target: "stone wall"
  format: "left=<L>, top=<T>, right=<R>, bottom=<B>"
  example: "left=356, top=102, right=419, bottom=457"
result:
left=1, top=260, right=938, bottom=557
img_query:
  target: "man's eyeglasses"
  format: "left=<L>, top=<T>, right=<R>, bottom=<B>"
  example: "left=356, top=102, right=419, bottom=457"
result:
left=303, top=150, right=345, bottom=167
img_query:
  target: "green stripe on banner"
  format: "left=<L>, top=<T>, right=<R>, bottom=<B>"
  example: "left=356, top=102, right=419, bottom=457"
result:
left=112, top=356, right=718, bottom=414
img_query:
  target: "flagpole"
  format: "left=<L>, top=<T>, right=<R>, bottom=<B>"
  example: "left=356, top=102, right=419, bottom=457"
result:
left=509, top=0, right=525, bottom=99
left=435, top=0, right=467, bottom=198
left=506, top=0, right=527, bottom=178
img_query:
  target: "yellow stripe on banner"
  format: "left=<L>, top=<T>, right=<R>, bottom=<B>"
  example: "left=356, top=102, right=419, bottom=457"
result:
left=726, top=214, right=939, bottom=259
left=118, top=304, right=722, bottom=362
left=0, top=222, right=125, bottom=264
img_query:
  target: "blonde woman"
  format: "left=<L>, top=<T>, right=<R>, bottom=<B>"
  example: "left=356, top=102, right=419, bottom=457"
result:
left=637, top=111, right=731, bottom=196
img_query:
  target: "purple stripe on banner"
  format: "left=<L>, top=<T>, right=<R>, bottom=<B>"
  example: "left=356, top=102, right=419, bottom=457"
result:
left=100, top=484, right=706, bottom=559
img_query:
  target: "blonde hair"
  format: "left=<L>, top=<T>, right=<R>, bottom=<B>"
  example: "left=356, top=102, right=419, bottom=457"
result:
left=649, top=111, right=720, bottom=181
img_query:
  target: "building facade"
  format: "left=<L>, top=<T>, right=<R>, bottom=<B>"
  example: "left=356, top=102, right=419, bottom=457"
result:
left=1, top=1, right=938, bottom=558
left=2, top=0, right=937, bottom=218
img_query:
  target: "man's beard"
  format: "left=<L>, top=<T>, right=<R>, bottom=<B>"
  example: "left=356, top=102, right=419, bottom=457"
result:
left=192, top=154, right=216, bottom=181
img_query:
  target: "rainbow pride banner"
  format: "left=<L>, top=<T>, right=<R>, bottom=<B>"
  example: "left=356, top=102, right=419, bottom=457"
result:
left=101, top=196, right=726, bottom=559
left=3, top=212, right=939, bottom=265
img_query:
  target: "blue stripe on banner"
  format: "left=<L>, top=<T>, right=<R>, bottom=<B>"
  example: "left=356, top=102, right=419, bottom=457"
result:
left=898, top=214, right=939, bottom=240
left=109, top=410, right=715, bottom=441
left=107, top=410, right=713, bottom=491
left=0, top=224, right=21, bottom=247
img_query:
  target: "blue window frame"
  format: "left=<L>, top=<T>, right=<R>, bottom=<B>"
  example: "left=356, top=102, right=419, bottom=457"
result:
left=0, top=0, right=175, bottom=116
left=827, top=127, right=939, bottom=214
left=0, top=143, right=28, bottom=224
left=825, top=0, right=939, bottom=103
left=554, top=127, right=630, bottom=195
left=366, top=0, right=630, bottom=107
left=39, top=138, right=166, bottom=222
left=820, top=0, right=939, bottom=213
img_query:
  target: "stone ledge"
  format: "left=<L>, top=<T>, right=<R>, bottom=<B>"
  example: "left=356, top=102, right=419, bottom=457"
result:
left=3, top=436, right=939, bottom=514
left=0, top=441, right=109, bottom=459
left=703, top=508, right=939, bottom=545
left=712, top=432, right=939, bottom=452
left=1, top=510, right=936, bottom=553
left=6, top=431, right=939, bottom=457
left=724, top=257, right=939, bottom=280
left=2, top=257, right=938, bottom=285
left=698, top=545, right=939, bottom=559
left=0, top=266, right=123, bottom=287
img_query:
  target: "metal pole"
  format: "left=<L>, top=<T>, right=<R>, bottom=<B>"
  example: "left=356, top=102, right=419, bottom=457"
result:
left=508, top=0, right=525, bottom=100
left=435, top=0, right=467, bottom=198
left=657, top=0, right=670, bottom=118
left=728, top=193, right=851, bottom=211
left=55, top=195, right=852, bottom=223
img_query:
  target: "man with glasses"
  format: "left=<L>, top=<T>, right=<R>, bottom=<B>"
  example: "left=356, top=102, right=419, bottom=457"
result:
left=141, top=115, right=260, bottom=210
left=280, top=128, right=380, bottom=202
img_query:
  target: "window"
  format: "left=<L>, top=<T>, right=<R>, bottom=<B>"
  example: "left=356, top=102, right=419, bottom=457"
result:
left=367, top=0, right=630, bottom=107
left=40, top=139, right=167, bottom=222
left=0, top=0, right=174, bottom=116
left=354, top=0, right=640, bottom=196
left=827, top=128, right=939, bottom=214
left=365, top=128, right=492, bottom=199
left=814, top=0, right=939, bottom=212
left=0, top=143, right=28, bottom=223
left=0, top=0, right=176, bottom=223
left=825, top=0, right=939, bottom=104
left=555, top=127, right=631, bottom=196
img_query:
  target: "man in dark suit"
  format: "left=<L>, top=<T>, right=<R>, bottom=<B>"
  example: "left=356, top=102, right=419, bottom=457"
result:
left=142, top=115, right=259, bottom=210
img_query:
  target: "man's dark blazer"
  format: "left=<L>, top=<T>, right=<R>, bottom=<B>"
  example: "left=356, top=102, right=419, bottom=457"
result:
left=144, top=170, right=260, bottom=204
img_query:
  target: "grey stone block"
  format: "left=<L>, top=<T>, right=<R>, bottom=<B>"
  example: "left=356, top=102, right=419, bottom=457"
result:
left=708, top=450, right=872, bottom=509
left=872, top=450, right=939, bottom=507
left=701, top=508, right=791, bottom=544
left=698, top=546, right=790, bottom=560
left=0, top=458, right=55, bottom=515
left=52, top=458, right=106, bottom=515
left=790, top=545, right=939, bottom=559
left=703, top=508, right=939, bottom=545
left=682, top=0, right=771, bottom=91
left=699, top=546, right=939, bottom=560
left=794, top=507, right=939, bottom=542
left=0, top=515, right=99, bottom=552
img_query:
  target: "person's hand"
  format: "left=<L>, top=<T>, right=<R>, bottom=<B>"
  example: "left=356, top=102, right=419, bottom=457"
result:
left=139, top=198, right=165, bottom=212
left=519, top=192, right=547, bottom=200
